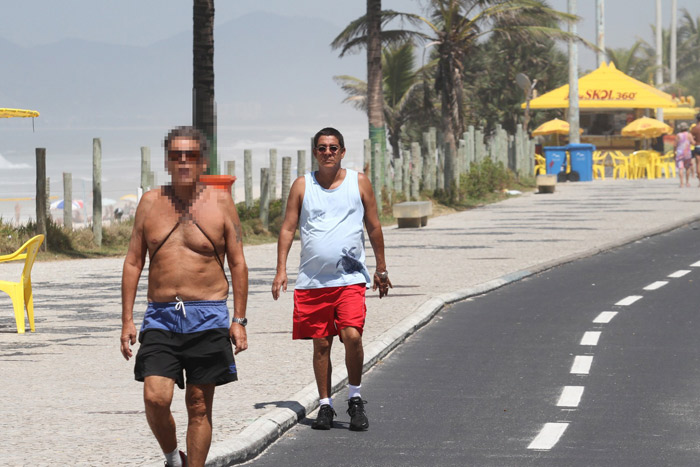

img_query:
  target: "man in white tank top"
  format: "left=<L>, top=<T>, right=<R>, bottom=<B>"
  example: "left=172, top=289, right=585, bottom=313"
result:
left=272, top=127, right=391, bottom=431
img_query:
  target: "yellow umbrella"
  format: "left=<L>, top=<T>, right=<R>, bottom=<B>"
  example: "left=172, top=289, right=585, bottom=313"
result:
left=522, top=62, right=677, bottom=109
left=0, top=108, right=40, bottom=118
left=621, top=117, right=673, bottom=138
left=660, top=107, right=698, bottom=121
left=532, top=118, right=570, bottom=136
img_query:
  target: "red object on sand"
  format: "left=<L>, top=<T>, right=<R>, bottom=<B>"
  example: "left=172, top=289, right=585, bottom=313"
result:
left=200, top=174, right=236, bottom=190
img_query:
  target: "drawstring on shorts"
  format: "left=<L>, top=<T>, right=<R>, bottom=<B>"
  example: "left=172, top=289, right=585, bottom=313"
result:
left=175, top=296, right=186, bottom=318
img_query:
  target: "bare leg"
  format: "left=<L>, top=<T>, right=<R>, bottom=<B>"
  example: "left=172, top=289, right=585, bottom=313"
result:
left=144, top=376, right=177, bottom=455
left=339, top=327, right=364, bottom=386
left=185, top=383, right=215, bottom=467
left=313, top=336, right=333, bottom=398
left=679, top=168, right=686, bottom=187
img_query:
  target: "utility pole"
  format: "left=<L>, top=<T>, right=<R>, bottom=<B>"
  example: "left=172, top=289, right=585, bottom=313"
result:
left=655, top=0, right=664, bottom=120
left=671, top=0, right=677, bottom=84
left=568, top=0, right=580, bottom=144
left=596, top=0, right=605, bottom=67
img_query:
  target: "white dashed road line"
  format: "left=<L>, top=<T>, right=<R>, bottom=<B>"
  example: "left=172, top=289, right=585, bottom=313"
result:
left=570, top=355, right=593, bottom=375
left=690, top=261, right=700, bottom=267
left=557, top=386, right=585, bottom=408
left=528, top=423, right=569, bottom=450
left=615, top=295, right=643, bottom=306
left=580, top=331, right=601, bottom=346
left=643, top=281, right=668, bottom=291
left=668, top=270, right=691, bottom=278
left=593, top=311, right=618, bottom=323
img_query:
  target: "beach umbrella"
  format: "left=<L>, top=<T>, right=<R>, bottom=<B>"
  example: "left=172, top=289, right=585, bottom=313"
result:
left=621, top=116, right=673, bottom=138
left=119, top=194, right=138, bottom=203
left=532, top=118, right=572, bottom=136
left=0, top=108, right=40, bottom=118
left=50, top=199, right=83, bottom=210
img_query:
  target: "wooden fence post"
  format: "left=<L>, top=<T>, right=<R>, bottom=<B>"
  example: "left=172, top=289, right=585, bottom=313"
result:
left=225, top=160, right=236, bottom=202
left=63, top=172, right=72, bottom=230
left=297, top=150, right=306, bottom=177
left=269, top=149, right=277, bottom=200
left=244, top=149, right=253, bottom=209
left=310, top=137, right=319, bottom=172
left=93, top=138, right=102, bottom=247
left=260, top=168, right=269, bottom=230
left=281, top=156, right=292, bottom=215
left=140, top=147, right=151, bottom=192
left=35, top=148, right=47, bottom=249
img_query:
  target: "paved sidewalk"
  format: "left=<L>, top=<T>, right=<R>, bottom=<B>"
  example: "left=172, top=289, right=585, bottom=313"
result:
left=1, top=178, right=698, bottom=466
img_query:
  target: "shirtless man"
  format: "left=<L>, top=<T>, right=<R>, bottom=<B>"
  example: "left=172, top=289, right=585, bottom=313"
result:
left=272, top=127, right=391, bottom=431
left=120, top=126, right=248, bottom=467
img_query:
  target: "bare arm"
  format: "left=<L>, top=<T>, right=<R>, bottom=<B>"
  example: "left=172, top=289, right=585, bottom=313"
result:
left=224, top=194, right=249, bottom=355
left=272, top=176, right=305, bottom=300
left=120, top=193, right=152, bottom=360
left=358, top=173, right=392, bottom=298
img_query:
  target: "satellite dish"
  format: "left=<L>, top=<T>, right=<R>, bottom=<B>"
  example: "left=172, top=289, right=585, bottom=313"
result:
left=515, top=73, right=531, bottom=92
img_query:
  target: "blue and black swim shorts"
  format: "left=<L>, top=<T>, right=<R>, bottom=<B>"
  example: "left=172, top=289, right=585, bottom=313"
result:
left=134, top=299, right=237, bottom=389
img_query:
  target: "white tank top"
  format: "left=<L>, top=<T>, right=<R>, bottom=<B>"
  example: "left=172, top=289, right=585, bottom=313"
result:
left=296, top=169, right=371, bottom=289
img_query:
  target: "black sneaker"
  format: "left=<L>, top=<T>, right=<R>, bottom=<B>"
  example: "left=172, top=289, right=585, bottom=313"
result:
left=311, top=404, right=336, bottom=430
left=347, top=397, right=369, bottom=431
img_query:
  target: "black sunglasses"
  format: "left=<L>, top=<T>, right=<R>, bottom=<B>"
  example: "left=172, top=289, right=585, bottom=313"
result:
left=168, top=150, right=201, bottom=162
left=316, top=145, right=341, bottom=153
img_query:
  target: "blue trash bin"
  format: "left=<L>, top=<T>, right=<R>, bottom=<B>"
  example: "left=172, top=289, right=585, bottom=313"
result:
left=566, top=143, right=596, bottom=182
left=543, top=146, right=568, bottom=176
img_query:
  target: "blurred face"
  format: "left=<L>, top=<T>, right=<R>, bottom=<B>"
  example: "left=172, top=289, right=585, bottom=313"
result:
left=166, top=137, right=207, bottom=186
left=313, top=135, right=345, bottom=169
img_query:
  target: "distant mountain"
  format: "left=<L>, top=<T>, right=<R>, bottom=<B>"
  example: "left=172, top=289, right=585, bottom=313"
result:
left=1, top=11, right=366, bottom=129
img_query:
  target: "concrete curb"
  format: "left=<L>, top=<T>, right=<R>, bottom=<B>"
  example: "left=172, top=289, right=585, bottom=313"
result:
left=203, top=213, right=700, bottom=466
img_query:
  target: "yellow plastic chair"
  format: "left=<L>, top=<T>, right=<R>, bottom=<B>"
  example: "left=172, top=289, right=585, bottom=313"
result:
left=611, top=151, right=630, bottom=179
left=657, top=151, right=677, bottom=178
left=0, top=235, right=44, bottom=333
left=592, top=151, right=608, bottom=180
left=630, top=150, right=657, bottom=180
left=534, top=154, right=546, bottom=175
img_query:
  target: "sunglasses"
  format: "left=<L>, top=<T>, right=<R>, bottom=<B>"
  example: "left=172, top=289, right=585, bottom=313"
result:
left=168, top=150, right=201, bottom=162
left=316, top=145, right=341, bottom=153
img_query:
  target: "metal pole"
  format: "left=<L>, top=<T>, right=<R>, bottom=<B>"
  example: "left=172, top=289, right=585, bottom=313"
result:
left=568, top=0, right=580, bottom=144
left=596, top=0, right=606, bottom=67
left=656, top=0, right=664, bottom=121
left=244, top=149, right=253, bottom=209
left=671, top=0, right=677, bottom=84
left=35, top=148, right=47, bottom=248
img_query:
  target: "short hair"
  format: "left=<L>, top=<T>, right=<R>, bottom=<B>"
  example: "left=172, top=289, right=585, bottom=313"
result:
left=163, top=126, right=210, bottom=160
left=679, top=122, right=689, bottom=132
left=313, top=127, right=345, bottom=148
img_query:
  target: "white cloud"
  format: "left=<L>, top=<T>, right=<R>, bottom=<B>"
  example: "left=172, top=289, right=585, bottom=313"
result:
left=0, top=154, right=31, bottom=169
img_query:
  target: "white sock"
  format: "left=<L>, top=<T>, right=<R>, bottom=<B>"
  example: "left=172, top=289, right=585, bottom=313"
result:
left=319, top=397, right=333, bottom=408
left=165, top=448, right=182, bottom=467
left=348, top=384, right=362, bottom=399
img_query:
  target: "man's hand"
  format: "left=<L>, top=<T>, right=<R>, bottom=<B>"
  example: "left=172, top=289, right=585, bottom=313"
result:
left=230, top=323, right=248, bottom=355
left=372, top=270, right=393, bottom=299
left=271, top=271, right=288, bottom=300
left=120, top=321, right=137, bottom=360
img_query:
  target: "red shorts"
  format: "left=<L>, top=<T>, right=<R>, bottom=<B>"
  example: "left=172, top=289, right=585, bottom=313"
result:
left=293, top=284, right=367, bottom=340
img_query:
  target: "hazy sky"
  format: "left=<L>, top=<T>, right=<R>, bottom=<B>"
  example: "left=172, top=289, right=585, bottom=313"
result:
left=3, top=0, right=699, bottom=71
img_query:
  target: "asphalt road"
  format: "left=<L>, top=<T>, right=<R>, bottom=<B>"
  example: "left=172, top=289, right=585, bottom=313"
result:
left=245, top=222, right=700, bottom=467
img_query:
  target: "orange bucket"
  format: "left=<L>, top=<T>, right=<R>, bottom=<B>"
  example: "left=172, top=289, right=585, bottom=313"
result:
left=200, top=174, right=236, bottom=190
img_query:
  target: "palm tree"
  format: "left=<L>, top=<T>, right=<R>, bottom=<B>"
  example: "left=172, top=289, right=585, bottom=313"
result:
left=335, top=42, right=426, bottom=161
left=331, top=1, right=424, bottom=181
left=678, top=8, right=700, bottom=81
left=193, top=0, right=217, bottom=174
left=606, top=41, right=645, bottom=78
left=419, top=0, right=576, bottom=194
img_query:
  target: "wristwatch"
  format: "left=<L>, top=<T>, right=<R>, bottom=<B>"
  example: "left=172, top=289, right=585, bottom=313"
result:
left=377, top=271, right=389, bottom=280
left=232, top=317, right=248, bottom=327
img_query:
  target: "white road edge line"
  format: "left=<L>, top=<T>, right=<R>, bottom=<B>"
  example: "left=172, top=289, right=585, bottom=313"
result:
left=557, top=386, right=584, bottom=408
left=571, top=355, right=593, bottom=374
left=580, top=331, right=601, bottom=346
left=615, top=295, right=643, bottom=306
left=593, top=311, right=617, bottom=323
left=528, top=422, right=569, bottom=450
left=668, top=270, right=691, bottom=278
left=643, top=281, right=668, bottom=291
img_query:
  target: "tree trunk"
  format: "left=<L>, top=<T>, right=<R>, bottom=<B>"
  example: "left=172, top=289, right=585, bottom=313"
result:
left=193, top=0, right=217, bottom=174
left=367, top=0, right=387, bottom=184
